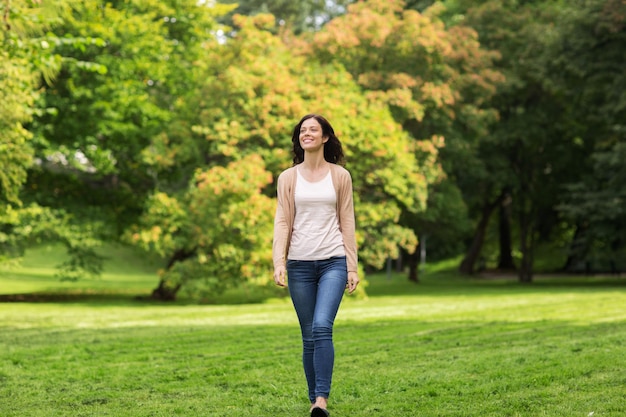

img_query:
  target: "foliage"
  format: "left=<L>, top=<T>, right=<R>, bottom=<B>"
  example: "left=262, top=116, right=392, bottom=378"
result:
left=221, top=14, right=433, bottom=269
left=7, top=1, right=435, bottom=298
left=0, top=0, right=63, bottom=204
left=0, top=0, right=105, bottom=279
left=2, top=0, right=625, bottom=296
left=559, top=142, right=626, bottom=270
left=409, top=178, right=473, bottom=260
left=218, top=0, right=353, bottom=33
left=455, top=0, right=626, bottom=280
left=311, top=0, right=503, bottom=138
left=27, top=0, right=233, bottom=229
left=0, top=49, right=35, bottom=205
left=552, top=0, right=626, bottom=270
left=127, top=155, right=275, bottom=298
left=307, top=0, right=503, bottom=270
left=9, top=0, right=234, bottom=286
left=127, top=14, right=433, bottom=298
left=0, top=204, right=104, bottom=280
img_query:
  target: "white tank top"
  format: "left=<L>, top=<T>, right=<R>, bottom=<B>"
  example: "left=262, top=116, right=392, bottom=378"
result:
left=288, top=168, right=346, bottom=261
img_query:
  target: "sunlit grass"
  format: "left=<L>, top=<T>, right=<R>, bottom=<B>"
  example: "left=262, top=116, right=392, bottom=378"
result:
left=1, top=246, right=625, bottom=416
left=2, top=280, right=624, bottom=416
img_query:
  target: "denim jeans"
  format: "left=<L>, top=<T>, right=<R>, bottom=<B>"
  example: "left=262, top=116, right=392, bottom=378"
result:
left=286, top=256, right=347, bottom=403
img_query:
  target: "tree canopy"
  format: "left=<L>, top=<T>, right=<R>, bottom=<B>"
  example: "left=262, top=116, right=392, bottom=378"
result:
left=1, top=0, right=624, bottom=299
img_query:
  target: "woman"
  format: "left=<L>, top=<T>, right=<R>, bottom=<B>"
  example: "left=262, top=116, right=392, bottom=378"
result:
left=273, top=114, right=359, bottom=417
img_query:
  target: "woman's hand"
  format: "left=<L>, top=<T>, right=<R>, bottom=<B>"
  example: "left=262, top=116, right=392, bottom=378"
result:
left=274, top=266, right=287, bottom=287
left=346, top=271, right=360, bottom=294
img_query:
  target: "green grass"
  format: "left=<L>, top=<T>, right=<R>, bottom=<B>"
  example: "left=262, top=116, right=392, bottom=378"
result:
left=0, top=244, right=161, bottom=300
left=0, top=246, right=625, bottom=416
left=0, top=244, right=283, bottom=304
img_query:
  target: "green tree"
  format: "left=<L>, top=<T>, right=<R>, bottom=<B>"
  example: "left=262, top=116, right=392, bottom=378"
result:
left=553, top=0, right=626, bottom=272
left=31, top=0, right=233, bottom=223
left=0, top=0, right=57, bottom=205
left=127, top=155, right=275, bottom=300
left=0, top=0, right=103, bottom=279
left=453, top=0, right=623, bottom=282
left=559, top=144, right=626, bottom=272
left=16, top=0, right=231, bottom=276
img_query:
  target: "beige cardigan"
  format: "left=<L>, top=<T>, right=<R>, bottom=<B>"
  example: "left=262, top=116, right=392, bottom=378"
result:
left=273, top=164, right=358, bottom=273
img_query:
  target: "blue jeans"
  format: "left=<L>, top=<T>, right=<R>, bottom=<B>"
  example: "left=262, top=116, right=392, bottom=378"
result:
left=287, top=256, right=347, bottom=403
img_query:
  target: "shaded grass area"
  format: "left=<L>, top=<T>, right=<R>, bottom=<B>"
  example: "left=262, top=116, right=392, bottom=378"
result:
left=1, top=244, right=623, bottom=304
left=0, top=244, right=284, bottom=304
left=1, top=246, right=625, bottom=416
left=0, top=244, right=161, bottom=302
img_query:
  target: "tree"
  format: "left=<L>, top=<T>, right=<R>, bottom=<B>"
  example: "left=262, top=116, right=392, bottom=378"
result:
left=456, top=0, right=624, bottom=281
left=307, top=0, right=503, bottom=279
left=128, top=155, right=275, bottom=300
left=29, top=1, right=221, bottom=232
left=128, top=14, right=433, bottom=299
left=0, top=0, right=103, bottom=279
left=5, top=2, right=435, bottom=299
left=554, top=0, right=626, bottom=272
left=0, top=0, right=57, bottom=206
left=13, top=0, right=231, bottom=280
left=559, top=144, right=626, bottom=272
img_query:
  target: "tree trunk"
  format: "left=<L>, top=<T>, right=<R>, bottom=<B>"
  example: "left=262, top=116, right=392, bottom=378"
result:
left=497, top=192, right=516, bottom=270
left=396, top=251, right=403, bottom=273
left=150, top=247, right=197, bottom=301
left=407, top=246, right=420, bottom=283
left=563, top=225, right=586, bottom=272
left=518, top=207, right=534, bottom=283
left=151, top=280, right=182, bottom=301
left=459, top=195, right=503, bottom=274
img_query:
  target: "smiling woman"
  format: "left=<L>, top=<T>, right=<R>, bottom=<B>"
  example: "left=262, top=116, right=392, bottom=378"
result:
left=273, top=114, right=359, bottom=416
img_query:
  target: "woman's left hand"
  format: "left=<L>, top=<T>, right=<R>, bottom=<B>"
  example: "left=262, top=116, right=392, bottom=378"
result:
left=346, top=271, right=360, bottom=294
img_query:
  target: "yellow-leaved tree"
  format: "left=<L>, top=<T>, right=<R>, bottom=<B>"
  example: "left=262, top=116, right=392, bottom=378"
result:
left=307, top=0, right=503, bottom=280
left=128, top=14, right=441, bottom=300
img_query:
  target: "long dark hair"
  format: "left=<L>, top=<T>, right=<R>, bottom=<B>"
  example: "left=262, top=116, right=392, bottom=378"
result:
left=291, top=114, right=344, bottom=165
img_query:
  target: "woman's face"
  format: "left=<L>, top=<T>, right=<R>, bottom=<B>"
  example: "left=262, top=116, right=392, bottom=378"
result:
left=299, top=118, right=328, bottom=152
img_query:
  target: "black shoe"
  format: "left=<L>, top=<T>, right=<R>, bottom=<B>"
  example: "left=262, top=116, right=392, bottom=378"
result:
left=311, top=406, right=330, bottom=417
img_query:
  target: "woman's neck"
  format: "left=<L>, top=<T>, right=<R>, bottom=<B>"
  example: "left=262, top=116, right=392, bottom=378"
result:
left=301, top=150, right=328, bottom=171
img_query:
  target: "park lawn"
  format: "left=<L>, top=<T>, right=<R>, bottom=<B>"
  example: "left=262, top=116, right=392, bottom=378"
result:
left=0, top=246, right=625, bottom=416
left=0, top=244, right=282, bottom=304
left=0, top=244, right=161, bottom=300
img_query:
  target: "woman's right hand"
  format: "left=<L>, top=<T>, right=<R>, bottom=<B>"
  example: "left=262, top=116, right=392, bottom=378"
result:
left=274, top=266, right=287, bottom=287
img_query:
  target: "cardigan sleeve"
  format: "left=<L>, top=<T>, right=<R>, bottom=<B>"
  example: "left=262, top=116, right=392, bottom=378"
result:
left=338, top=169, right=359, bottom=273
left=272, top=172, right=289, bottom=269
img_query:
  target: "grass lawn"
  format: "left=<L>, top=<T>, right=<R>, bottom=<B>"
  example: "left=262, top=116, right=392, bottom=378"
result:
left=0, top=246, right=625, bottom=416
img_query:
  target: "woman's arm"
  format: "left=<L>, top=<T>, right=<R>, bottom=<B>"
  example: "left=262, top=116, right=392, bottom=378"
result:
left=273, top=173, right=289, bottom=284
left=339, top=170, right=358, bottom=274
